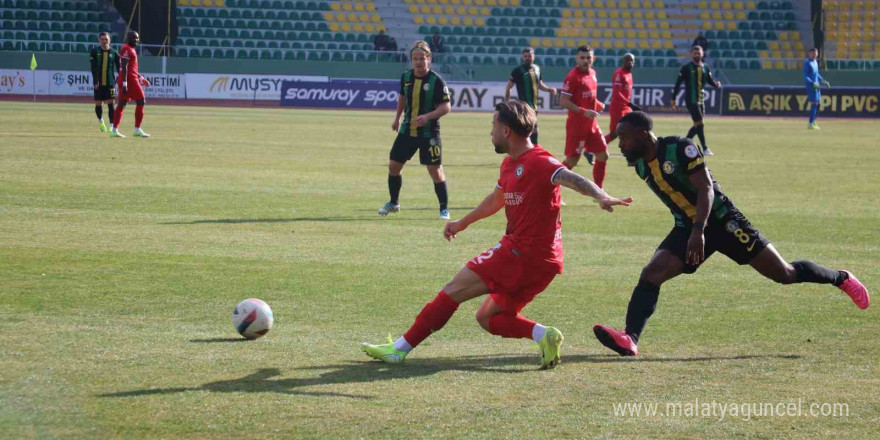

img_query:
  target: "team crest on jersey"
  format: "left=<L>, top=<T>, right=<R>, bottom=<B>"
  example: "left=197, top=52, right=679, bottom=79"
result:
left=515, top=164, right=524, bottom=178
left=423, top=83, right=431, bottom=91
left=726, top=220, right=738, bottom=233
left=429, top=137, right=440, bottom=146
left=662, top=161, right=675, bottom=174
left=684, top=144, right=700, bottom=159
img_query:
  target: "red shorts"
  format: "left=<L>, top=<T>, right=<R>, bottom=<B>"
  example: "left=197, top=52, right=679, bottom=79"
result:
left=117, top=81, right=145, bottom=101
left=565, top=127, right=607, bottom=158
left=608, top=105, right=632, bottom=134
left=465, top=240, right=560, bottom=314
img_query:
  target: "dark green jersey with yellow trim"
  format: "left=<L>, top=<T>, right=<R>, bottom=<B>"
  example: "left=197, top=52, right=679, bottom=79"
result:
left=510, top=63, right=542, bottom=110
left=89, top=47, right=120, bottom=87
left=634, top=136, right=737, bottom=227
left=673, top=62, right=718, bottom=105
left=399, top=69, right=450, bottom=138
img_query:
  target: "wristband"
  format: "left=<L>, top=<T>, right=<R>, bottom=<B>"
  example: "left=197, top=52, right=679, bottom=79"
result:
left=123, top=81, right=128, bottom=87
left=692, top=221, right=705, bottom=231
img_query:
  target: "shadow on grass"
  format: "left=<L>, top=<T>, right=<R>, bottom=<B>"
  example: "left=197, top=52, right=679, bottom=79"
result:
left=161, top=217, right=375, bottom=225
left=189, top=338, right=249, bottom=343
left=98, top=353, right=800, bottom=400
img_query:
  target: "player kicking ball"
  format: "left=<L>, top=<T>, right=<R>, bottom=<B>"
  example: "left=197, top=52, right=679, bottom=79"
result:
left=111, top=31, right=151, bottom=138
left=592, top=111, right=869, bottom=357
left=362, top=100, right=632, bottom=369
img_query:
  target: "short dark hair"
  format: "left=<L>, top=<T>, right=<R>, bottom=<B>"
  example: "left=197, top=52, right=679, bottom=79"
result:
left=691, top=45, right=703, bottom=51
left=577, top=45, right=593, bottom=54
left=619, top=111, right=653, bottom=131
left=495, top=100, right=537, bottom=138
left=98, top=32, right=109, bottom=38
left=809, top=47, right=819, bottom=52
left=522, top=47, right=534, bottom=53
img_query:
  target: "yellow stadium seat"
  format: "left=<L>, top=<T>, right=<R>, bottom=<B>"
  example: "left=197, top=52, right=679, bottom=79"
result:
left=647, top=21, right=658, bottom=29
left=408, top=5, right=418, bottom=13
left=440, top=0, right=450, bottom=4
left=662, top=30, right=671, bottom=39
left=562, top=9, right=572, bottom=18
left=746, top=1, right=756, bottom=9
left=329, top=22, right=340, bottom=32
left=426, top=15, right=436, bottom=24
left=499, top=0, right=509, bottom=5
left=475, top=17, right=485, bottom=25
left=625, top=29, right=635, bottom=38
left=365, top=23, right=376, bottom=32
left=541, top=37, right=552, bottom=47
left=645, top=11, right=655, bottom=19
left=530, top=37, right=541, bottom=47
left=700, top=11, right=710, bottom=20
left=723, top=11, right=733, bottom=20
left=663, top=40, right=674, bottom=49
left=601, top=40, right=613, bottom=49
left=467, top=6, right=478, bottom=14
left=359, top=12, right=370, bottom=21
left=179, top=0, right=190, bottom=5
left=444, top=5, right=454, bottom=13
left=511, top=0, right=520, bottom=5
left=649, top=30, right=659, bottom=39
left=762, top=60, right=772, bottom=69
left=486, top=0, right=497, bottom=5
left=759, top=50, right=768, bottom=58
left=638, top=39, right=649, bottom=49
left=702, top=21, right=713, bottom=30
left=733, top=1, right=742, bottom=10
left=768, top=41, right=779, bottom=50
left=610, top=10, right=620, bottom=19
left=463, top=16, right=473, bottom=25
left=573, top=10, right=583, bottom=19
left=566, top=39, right=578, bottom=48
left=633, top=11, right=643, bottom=19
left=736, top=11, right=745, bottom=20
left=353, top=22, right=364, bottom=32
left=622, top=11, right=632, bottom=19
left=340, top=23, right=351, bottom=32
left=366, top=3, right=376, bottom=11
left=597, top=10, right=608, bottom=19
left=420, top=5, right=430, bottom=13
left=451, top=16, right=461, bottom=25
left=348, top=12, right=358, bottom=21
left=642, top=0, right=652, bottom=6
left=654, top=0, right=664, bottom=6
left=614, top=29, right=624, bottom=38
left=571, top=0, right=580, bottom=6
left=481, top=7, right=490, bottom=14
left=324, top=11, right=335, bottom=20
left=657, top=11, right=666, bottom=19
left=438, top=16, right=448, bottom=24
left=603, top=29, right=613, bottom=38
left=638, top=29, right=647, bottom=38
left=432, top=5, right=442, bottom=13
left=773, top=60, right=784, bottom=69
left=613, top=40, right=624, bottom=49
left=355, top=2, right=365, bottom=11
left=721, top=1, right=731, bottom=9
left=610, top=20, right=620, bottom=28
left=726, top=21, right=736, bottom=30
left=191, top=0, right=202, bottom=5
left=475, top=0, right=485, bottom=5
left=778, top=31, right=788, bottom=40
left=651, top=40, right=661, bottom=48
left=710, top=1, right=720, bottom=8
left=343, top=2, right=353, bottom=10
left=698, top=0, right=707, bottom=7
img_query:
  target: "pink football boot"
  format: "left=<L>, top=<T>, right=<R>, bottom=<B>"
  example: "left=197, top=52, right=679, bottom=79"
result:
left=838, top=270, right=870, bottom=309
left=593, top=324, right=639, bottom=356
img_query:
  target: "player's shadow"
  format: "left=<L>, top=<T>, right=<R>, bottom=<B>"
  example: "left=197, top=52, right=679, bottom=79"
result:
left=160, top=217, right=375, bottom=225
left=98, top=353, right=799, bottom=400
left=188, top=337, right=249, bottom=343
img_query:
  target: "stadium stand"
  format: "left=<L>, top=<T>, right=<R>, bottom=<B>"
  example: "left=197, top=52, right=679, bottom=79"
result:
left=175, top=0, right=390, bottom=61
left=1, top=0, right=876, bottom=71
left=0, top=0, right=114, bottom=52
left=822, top=0, right=880, bottom=70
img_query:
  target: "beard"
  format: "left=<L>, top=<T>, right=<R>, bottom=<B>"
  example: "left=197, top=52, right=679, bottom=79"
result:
left=523, top=60, right=532, bottom=68
left=621, top=148, right=641, bottom=163
left=693, top=56, right=702, bottom=63
left=493, top=141, right=507, bottom=154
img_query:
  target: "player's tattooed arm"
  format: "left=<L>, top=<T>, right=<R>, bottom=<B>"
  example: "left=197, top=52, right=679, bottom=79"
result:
left=553, top=168, right=633, bottom=212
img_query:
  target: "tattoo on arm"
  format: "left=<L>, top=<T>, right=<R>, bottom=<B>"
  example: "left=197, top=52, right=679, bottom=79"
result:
left=553, top=168, right=605, bottom=199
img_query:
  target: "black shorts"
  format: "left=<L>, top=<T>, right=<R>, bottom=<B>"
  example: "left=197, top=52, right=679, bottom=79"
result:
left=685, top=101, right=704, bottom=122
left=530, top=120, right=539, bottom=144
left=657, top=210, right=770, bottom=274
left=389, top=133, right=442, bottom=165
left=93, top=85, right=115, bottom=101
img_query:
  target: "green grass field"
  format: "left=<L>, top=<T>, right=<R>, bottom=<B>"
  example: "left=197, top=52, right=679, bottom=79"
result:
left=1, top=101, right=877, bottom=439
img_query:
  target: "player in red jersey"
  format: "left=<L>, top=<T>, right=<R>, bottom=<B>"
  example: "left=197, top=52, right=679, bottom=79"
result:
left=559, top=46, right=608, bottom=188
left=604, top=53, right=638, bottom=146
left=361, top=100, right=632, bottom=369
left=111, top=31, right=151, bottom=138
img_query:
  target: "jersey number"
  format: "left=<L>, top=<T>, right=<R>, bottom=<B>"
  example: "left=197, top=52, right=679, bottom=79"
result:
left=473, top=249, right=495, bottom=265
left=733, top=228, right=756, bottom=251
left=429, top=145, right=440, bottom=159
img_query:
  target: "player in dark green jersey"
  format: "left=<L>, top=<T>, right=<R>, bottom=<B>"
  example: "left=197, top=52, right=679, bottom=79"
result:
left=379, top=40, right=453, bottom=220
left=89, top=32, right=120, bottom=133
left=504, top=47, right=557, bottom=144
left=592, top=111, right=870, bottom=356
left=672, top=45, right=721, bottom=156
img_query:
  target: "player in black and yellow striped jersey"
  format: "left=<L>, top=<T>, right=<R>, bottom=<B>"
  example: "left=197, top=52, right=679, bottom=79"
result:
left=89, top=32, right=120, bottom=133
left=672, top=45, right=721, bottom=156
left=504, top=47, right=556, bottom=144
left=592, top=111, right=870, bottom=357
left=379, top=40, right=453, bottom=220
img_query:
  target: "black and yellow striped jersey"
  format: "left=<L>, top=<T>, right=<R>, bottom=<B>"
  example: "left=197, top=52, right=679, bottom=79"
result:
left=673, top=62, right=718, bottom=105
left=89, top=47, right=120, bottom=87
left=399, top=69, right=450, bottom=138
left=510, top=63, right=542, bottom=111
left=634, top=136, right=736, bottom=227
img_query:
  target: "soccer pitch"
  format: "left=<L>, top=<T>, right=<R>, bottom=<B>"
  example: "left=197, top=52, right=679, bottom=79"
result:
left=1, top=101, right=877, bottom=439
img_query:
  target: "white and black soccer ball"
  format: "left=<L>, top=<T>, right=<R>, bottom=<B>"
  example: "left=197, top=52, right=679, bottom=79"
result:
left=232, top=298, right=274, bottom=340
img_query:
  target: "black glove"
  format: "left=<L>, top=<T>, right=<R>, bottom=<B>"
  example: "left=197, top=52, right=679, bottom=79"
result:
left=627, top=102, right=642, bottom=111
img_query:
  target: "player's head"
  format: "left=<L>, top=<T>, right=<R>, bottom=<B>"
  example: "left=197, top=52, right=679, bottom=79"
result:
left=808, top=47, right=819, bottom=60
left=622, top=53, right=635, bottom=71
left=691, top=45, right=704, bottom=62
left=521, top=47, right=535, bottom=67
left=98, top=32, right=110, bottom=49
left=492, top=100, right=537, bottom=154
left=616, top=111, right=654, bottom=162
left=126, top=31, right=140, bottom=47
left=410, top=40, right=432, bottom=75
left=575, top=45, right=594, bottom=71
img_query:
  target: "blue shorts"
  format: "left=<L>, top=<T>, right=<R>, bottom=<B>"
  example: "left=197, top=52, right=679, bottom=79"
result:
left=806, top=87, right=820, bottom=102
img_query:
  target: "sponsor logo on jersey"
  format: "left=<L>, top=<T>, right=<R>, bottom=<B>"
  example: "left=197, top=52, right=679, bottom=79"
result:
left=726, top=220, right=739, bottom=233
left=684, top=144, right=700, bottom=159
left=504, top=192, right=525, bottom=205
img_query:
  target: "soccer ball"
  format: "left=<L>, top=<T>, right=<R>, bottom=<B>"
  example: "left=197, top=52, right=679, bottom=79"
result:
left=232, top=298, right=274, bottom=340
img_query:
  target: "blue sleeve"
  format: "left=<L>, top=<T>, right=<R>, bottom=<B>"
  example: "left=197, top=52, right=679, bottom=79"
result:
left=803, top=61, right=811, bottom=83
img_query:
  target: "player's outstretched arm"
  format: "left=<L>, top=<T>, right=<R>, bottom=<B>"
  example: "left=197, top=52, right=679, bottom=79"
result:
left=552, top=168, right=633, bottom=212
left=444, top=187, right=504, bottom=241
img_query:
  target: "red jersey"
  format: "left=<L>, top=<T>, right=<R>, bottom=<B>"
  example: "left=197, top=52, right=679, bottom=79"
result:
left=496, top=145, right=566, bottom=271
left=610, top=67, right=633, bottom=110
left=118, top=44, right=139, bottom=82
left=561, top=67, right=601, bottom=132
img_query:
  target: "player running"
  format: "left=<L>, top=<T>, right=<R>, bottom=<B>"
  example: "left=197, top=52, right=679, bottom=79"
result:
left=559, top=46, right=608, bottom=188
left=111, top=31, right=151, bottom=138
left=604, top=53, right=640, bottom=146
left=362, top=100, right=632, bottom=369
left=89, top=32, right=119, bottom=133
left=672, top=45, right=720, bottom=156
left=378, top=40, right=452, bottom=219
left=804, top=47, right=830, bottom=130
left=504, top=47, right=557, bottom=144
left=592, top=111, right=870, bottom=357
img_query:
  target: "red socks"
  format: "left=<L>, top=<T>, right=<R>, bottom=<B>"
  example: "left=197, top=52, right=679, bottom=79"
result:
left=593, top=160, right=606, bottom=188
left=488, top=313, right=536, bottom=339
left=134, top=105, right=144, bottom=128
left=402, top=290, right=459, bottom=348
left=113, top=105, right=124, bottom=127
